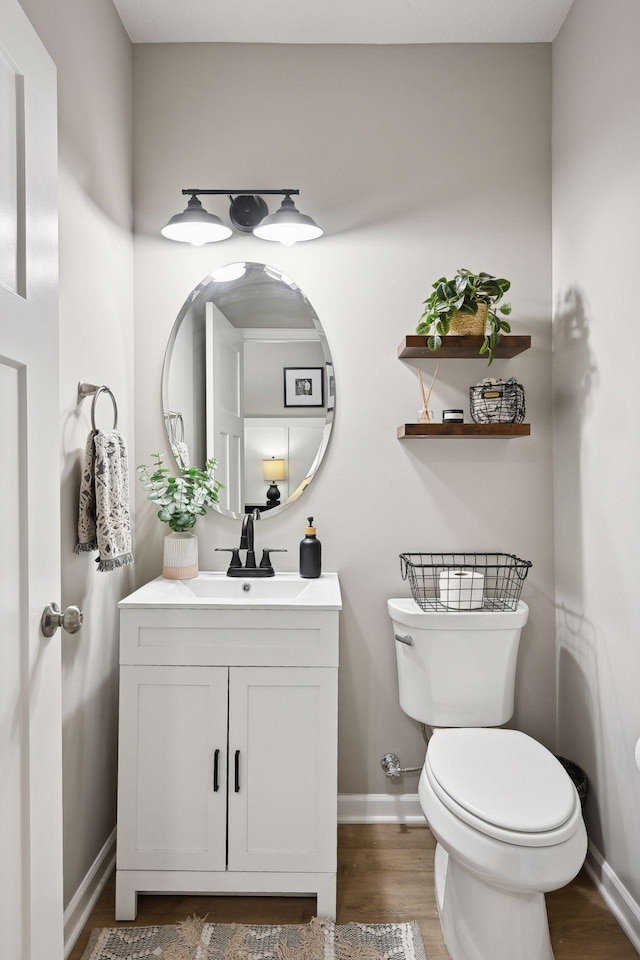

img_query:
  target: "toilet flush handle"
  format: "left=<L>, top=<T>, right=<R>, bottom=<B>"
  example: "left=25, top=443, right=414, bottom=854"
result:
left=394, top=633, right=414, bottom=646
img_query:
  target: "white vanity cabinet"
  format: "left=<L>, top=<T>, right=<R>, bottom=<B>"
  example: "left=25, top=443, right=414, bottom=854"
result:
left=115, top=574, right=341, bottom=922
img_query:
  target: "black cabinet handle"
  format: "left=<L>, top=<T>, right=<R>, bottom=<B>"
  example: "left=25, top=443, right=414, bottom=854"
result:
left=213, top=748, right=220, bottom=792
left=234, top=749, right=240, bottom=793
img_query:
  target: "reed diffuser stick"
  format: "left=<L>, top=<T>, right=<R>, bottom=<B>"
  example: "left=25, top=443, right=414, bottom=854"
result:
left=418, top=369, right=428, bottom=407
left=424, top=364, right=439, bottom=410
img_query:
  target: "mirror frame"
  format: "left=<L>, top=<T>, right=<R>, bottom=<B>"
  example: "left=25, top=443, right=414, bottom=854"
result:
left=161, top=262, right=335, bottom=520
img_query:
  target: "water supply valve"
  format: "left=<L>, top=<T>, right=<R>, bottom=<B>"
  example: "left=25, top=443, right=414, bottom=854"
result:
left=381, top=753, right=402, bottom=778
left=380, top=752, right=423, bottom=778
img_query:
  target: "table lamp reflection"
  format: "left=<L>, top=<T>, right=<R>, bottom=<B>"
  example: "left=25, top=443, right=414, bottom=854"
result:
left=262, top=457, right=287, bottom=506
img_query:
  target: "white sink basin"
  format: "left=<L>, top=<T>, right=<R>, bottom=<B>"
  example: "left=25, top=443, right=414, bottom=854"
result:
left=119, top=571, right=342, bottom=610
left=185, top=576, right=312, bottom=600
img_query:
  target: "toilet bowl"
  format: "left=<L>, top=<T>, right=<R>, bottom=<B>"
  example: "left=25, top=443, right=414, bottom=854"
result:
left=419, top=728, right=588, bottom=960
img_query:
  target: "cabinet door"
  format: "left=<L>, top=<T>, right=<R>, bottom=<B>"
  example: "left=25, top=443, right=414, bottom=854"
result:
left=228, top=667, right=337, bottom=873
left=117, top=665, right=228, bottom=871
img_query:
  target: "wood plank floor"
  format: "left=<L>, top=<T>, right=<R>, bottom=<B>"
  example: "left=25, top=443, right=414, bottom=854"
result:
left=69, top=824, right=637, bottom=960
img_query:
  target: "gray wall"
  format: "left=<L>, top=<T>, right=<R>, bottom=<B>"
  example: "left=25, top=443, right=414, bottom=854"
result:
left=552, top=0, right=640, bottom=923
left=19, top=0, right=134, bottom=909
left=133, top=42, right=556, bottom=794
left=244, top=339, right=326, bottom=416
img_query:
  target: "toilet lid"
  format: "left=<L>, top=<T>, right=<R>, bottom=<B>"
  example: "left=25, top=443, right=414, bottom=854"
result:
left=427, top=728, right=577, bottom=835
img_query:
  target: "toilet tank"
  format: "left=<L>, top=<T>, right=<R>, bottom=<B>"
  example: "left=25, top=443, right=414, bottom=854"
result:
left=388, top=599, right=529, bottom=727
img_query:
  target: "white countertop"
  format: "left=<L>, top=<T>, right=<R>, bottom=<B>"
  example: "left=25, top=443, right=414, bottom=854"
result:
left=119, top=571, right=342, bottom=611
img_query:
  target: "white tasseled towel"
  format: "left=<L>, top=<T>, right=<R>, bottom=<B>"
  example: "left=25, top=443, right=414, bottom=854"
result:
left=76, top=429, right=134, bottom=572
left=170, top=439, right=191, bottom=469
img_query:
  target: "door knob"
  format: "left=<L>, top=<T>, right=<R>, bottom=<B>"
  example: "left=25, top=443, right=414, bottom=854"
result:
left=41, top=602, right=84, bottom=638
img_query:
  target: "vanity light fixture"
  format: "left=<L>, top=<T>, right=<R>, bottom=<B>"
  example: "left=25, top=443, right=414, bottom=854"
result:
left=161, top=189, right=323, bottom=246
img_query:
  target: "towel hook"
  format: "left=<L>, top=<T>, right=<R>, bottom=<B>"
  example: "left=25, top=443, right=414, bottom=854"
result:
left=78, top=381, right=118, bottom=432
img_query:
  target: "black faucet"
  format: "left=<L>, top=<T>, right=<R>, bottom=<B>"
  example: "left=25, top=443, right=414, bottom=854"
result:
left=216, top=510, right=287, bottom=577
left=239, top=512, right=257, bottom=569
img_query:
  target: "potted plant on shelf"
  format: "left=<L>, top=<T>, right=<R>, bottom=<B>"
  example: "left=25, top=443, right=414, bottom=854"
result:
left=416, top=268, right=513, bottom=365
left=138, top=453, right=223, bottom=579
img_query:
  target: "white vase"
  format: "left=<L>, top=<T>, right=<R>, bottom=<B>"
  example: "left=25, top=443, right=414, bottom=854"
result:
left=163, top=531, right=198, bottom=580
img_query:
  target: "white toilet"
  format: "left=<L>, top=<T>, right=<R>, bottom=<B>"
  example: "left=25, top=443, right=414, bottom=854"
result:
left=388, top=598, right=587, bottom=960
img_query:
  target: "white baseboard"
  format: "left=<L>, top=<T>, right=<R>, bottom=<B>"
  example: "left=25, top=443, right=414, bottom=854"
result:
left=584, top=841, right=640, bottom=953
left=338, top=793, right=424, bottom=824
left=64, top=827, right=116, bottom=958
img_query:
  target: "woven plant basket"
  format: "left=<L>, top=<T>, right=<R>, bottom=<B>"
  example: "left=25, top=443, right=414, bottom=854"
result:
left=448, top=302, right=487, bottom=336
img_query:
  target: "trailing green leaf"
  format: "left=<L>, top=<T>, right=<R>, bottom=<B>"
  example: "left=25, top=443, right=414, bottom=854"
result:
left=460, top=299, right=478, bottom=315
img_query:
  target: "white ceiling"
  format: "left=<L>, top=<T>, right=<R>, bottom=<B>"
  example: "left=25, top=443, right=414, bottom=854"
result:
left=113, top=0, right=574, bottom=45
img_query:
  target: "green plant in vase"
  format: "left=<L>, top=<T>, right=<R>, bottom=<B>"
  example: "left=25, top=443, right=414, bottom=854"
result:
left=137, top=453, right=223, bottom=532
left=416, top=268, right=513, bottom=364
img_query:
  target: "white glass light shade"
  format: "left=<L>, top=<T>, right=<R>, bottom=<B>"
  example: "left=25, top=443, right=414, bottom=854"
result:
left=161, top=196, right=232, bottom=245
left=253, top=196, right=323, bottom=245
left=262, top=457, right=287, bottom=482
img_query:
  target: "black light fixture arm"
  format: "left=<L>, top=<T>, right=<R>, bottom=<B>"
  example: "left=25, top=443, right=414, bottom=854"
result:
left=181, top=188, right=299, bottom=198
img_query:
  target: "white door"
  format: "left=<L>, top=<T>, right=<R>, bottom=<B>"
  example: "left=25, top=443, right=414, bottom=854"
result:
left=0, top=2, right=62, bottom=959
left=205, top=302, right=244, bottom=514
left=117, top=666, right=229, bottom=871
left=227, top=667, right=338, bottom=873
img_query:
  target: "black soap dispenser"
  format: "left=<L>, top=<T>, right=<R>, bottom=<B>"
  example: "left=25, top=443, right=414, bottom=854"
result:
left=300, top=517, right=321, bottom=579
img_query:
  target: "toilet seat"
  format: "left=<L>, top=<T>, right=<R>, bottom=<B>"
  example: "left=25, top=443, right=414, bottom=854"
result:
left=426, top=728, right=582, bottom=848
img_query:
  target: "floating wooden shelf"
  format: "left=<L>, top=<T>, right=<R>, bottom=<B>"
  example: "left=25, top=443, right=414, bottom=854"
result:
left=398, top=423, right=531, bottom=439
left=398, top=334, right=531, bottom=360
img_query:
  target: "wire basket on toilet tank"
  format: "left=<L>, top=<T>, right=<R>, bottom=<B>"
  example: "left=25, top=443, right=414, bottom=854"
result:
left=400, top=552, right=532, bottom=612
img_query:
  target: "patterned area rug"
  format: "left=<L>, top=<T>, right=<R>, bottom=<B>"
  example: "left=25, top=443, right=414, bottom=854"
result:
left=80, top=916, right=427, bottom=960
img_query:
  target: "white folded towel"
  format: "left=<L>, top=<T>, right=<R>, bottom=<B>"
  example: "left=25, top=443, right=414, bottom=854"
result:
left=76, top=429, right=134, bottom=572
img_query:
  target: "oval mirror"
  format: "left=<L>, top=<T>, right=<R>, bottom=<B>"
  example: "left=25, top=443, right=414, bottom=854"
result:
left=162, top=262, right=335, bottom=520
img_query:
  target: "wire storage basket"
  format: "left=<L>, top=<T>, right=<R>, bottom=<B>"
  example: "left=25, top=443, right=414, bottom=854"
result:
left=400, top=552, right=532, bottom=612
left=470, top=377, right=525, bottom=424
